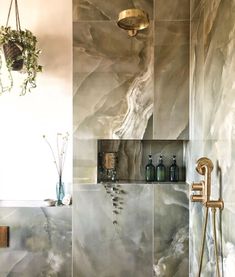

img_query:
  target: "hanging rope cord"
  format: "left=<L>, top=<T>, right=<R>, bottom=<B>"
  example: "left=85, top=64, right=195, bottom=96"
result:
left=6, top=0, right=21, bottom=32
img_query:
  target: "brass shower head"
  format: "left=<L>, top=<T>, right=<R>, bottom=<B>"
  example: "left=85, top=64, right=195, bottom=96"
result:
left=117, top=8, right=149, bottom=37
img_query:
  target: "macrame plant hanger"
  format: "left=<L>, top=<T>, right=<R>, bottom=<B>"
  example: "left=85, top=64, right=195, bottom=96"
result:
left=3, top=0, right=23, bottom=71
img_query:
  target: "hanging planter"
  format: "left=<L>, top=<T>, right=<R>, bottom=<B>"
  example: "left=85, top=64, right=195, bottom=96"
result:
left=3, top=40, right=23, bottom=71
left=0, top=0, right=42, bottom=95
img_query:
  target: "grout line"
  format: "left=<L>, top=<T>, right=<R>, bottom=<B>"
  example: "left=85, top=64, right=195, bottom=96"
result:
left=73, top=19, right=190, bottom=24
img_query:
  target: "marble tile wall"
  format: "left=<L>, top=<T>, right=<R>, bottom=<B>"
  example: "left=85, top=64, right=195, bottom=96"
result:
left=74, top=183, right=189, bottom=277
left=73, top=6, right=153, bottom=182
left=187, top=0, right=235, bottom=276
left=73, top=0, right=190, bottom=183
left=98, top=140, right=185, bottom=181
left=73, top=184, right=154, bottom=277
left=0, top=207, right=72, bottom=277
left=154, top=184, right=189, bottom=277
left=153, top=0, right=189, bottom=139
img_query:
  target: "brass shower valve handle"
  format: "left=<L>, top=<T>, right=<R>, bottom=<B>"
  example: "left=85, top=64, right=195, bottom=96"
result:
left=191, top=194, right=204, bottom=202
left=191, top=181, right=205, bottom=203
left=192, top=182, right=204, bottom=191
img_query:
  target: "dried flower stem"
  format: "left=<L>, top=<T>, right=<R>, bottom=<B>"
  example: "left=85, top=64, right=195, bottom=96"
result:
left=43, top=133, right=69, bottom=179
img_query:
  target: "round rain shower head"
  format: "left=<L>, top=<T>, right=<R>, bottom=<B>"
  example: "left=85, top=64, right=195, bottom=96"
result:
left=117, top=8, right=149, bottom=37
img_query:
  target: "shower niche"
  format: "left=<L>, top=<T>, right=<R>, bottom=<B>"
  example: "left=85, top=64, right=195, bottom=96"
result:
left=98, top=139, right=186, bottom=183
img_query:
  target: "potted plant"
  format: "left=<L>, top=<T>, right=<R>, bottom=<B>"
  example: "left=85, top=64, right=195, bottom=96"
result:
left=0, top=0, right=42, bottom=95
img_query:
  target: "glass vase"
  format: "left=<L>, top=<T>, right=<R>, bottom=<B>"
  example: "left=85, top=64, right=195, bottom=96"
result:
left=56, top=177, right=65, bottom=206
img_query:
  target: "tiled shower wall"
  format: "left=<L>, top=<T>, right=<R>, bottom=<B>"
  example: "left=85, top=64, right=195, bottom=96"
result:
left=73, top=1, right=190, bottom=276
left=187, top=0, right=235, bottom=276
left=74, top=183, right=189, bottom=277
left=73, top=0, right=189, bottom=184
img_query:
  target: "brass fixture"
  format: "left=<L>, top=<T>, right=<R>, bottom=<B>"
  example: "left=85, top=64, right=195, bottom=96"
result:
left=191, top=157, right=224, bottom=277
left=191, top=157, right=224, bottom=209
left=117, top=8, right=149, bottom=37
left=0, top=226, right=9, bottom=248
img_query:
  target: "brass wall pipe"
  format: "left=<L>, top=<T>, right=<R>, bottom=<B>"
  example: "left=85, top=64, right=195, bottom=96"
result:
left=191, top=157, right=224, bottom=277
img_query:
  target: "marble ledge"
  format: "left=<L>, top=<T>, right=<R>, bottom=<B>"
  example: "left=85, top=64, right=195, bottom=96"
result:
left=0, top=200, right=72, bottom=208
left=74, top=181, right=189, bottom=190
left=100, top=181, right=188, bottom=185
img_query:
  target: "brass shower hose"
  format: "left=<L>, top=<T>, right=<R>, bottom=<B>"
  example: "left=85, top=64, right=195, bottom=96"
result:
left=198, top=207, right=221, bottom=277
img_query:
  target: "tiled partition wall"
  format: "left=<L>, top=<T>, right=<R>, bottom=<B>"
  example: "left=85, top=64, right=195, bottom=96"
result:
left=73, top=0, right=190, bottom=276
left=187, top=0, right=235, bottom=276
left=74, top=183, right=189, bottom=277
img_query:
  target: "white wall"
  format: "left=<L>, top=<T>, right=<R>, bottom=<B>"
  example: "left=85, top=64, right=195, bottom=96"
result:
left=0, top=0, right=72, bottom=200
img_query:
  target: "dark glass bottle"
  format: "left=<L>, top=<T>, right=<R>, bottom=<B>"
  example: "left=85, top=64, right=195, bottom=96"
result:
left=156, top=155, right=166, bottom=182
left=145, top=155, right=155, bottom=182
left=169, top=155, right=179, bottom=182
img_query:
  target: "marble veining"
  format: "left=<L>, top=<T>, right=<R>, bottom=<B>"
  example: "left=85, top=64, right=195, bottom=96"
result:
left=188, top=0, right=235, bottom=276
left=0, top=207, right=72, bottom=277
left=73, top=0, right=190, bottom=183
left=154, top=184, right=189, bottom=277
left=155, top=0, right=190, bottom=21
left=73, top=183, right=189, bottom=277
left=154, top=21, right=189, bottom=139
left=73, top=184, right=154, bottom=277
left=73, top=0, right=154, bottom=21
left=73, top=21, right=153, bottom=140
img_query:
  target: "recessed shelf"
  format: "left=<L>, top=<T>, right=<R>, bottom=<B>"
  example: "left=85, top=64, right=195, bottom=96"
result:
left=98, top=139, right=186, bottom=183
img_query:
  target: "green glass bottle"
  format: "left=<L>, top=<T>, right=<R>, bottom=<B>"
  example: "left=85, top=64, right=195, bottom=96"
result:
left=156, top=155, right=166, bottom=182
left=145, top=155, right=155, bottom=182
left=169, top=155, right=179, bottom=182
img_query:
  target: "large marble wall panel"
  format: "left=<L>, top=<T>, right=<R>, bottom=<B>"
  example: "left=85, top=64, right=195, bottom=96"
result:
left=73, top=0, right=191, bottom=183
left=154, top=184, right=189, bottom=277
left=73, top=184, right=154, bottom=277
left=187, top=139, right=235, bottom=277
left=155, top=0, right=190, bottom=20
left=98, top=140, right=185, bottom=181
left=203, top=0, right=235, bottom=141
left=190, top=5, right=204, bottom=140
left=0, top=207, right=72, bottom=277
left=73, top=0, right=153, bottom=21
left=73, top=18, right=153, bottom=183
left=74, top=183, right=189, bottom=277
left=73, top=21, right=153, bottom=140
left=191, top=0, right=204, bottom=19
left=188, top=0, right=235, bottom=276
left=154, top=21, right=189, bottom=139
